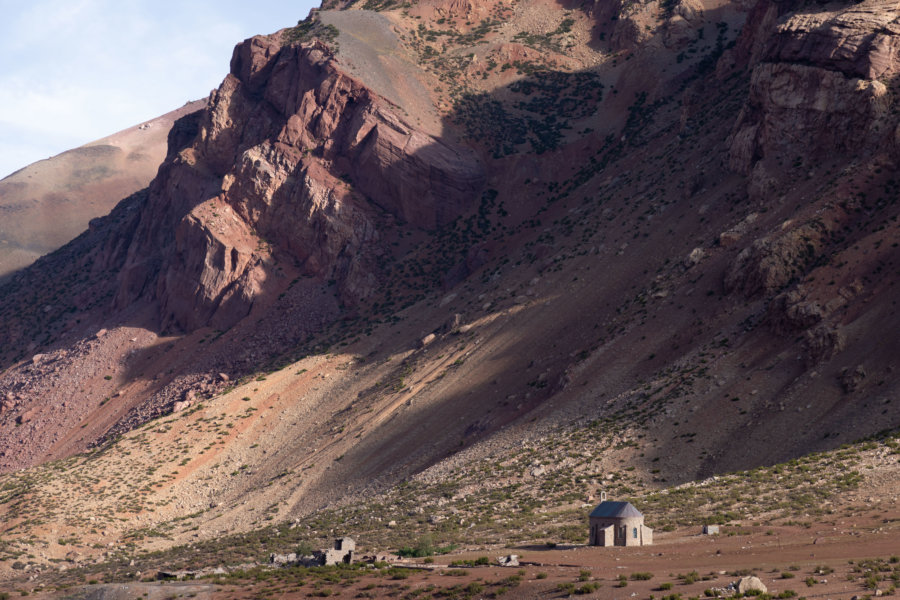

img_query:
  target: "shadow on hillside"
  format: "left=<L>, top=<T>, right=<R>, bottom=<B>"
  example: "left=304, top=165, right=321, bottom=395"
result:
left=3, top=9, right=885, bottom=500
left=0, top=8, right=737, bottom=472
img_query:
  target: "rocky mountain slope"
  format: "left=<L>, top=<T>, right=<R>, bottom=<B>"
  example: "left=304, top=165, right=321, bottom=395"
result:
left=0, top=0, right=899, bottom=586
left=0, top=101, right=205, bottom=280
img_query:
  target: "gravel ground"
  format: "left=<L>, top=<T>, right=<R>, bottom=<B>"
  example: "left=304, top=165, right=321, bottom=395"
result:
left=320, top=10, right=443, bottom=134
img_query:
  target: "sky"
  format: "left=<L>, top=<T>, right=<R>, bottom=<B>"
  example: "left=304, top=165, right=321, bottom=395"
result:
left=0, top=0, right=320, bottom=179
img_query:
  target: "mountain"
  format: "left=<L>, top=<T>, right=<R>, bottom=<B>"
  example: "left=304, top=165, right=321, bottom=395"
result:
left=0, top=100, right=206, bottom=280
left=0, top=0, right=898, bottom=589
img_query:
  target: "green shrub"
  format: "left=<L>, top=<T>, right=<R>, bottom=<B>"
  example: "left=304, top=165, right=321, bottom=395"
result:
left=398, top=535, right=435, bottom=558
left=557, top=582, right=576, bottom=594
left=745, top=589, right=764, bottom=596
left=632, top=572, right=654, bottom=580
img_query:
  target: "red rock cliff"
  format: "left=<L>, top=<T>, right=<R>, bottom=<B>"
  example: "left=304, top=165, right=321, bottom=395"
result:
left=728, top=1, right=899, bottom=182
left=114, top=36, right=485, bottom=332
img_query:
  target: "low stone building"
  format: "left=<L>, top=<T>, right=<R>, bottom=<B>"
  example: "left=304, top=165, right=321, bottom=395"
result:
left=270, top=537, right=357, bottom=567
left=316, top=537, right=356, bottom=566
left=589, top=499, right=652, bottom=546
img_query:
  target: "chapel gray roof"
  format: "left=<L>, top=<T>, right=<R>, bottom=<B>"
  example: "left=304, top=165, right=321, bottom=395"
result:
left=589, top=501, right=643, bottom=519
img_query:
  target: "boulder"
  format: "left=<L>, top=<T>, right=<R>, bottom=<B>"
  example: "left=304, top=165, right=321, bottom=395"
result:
left=497, top=554, right=519, bottom=567
left=737, top=576, right=767, bottom=595
left=171, top=400, right=193, bottom=413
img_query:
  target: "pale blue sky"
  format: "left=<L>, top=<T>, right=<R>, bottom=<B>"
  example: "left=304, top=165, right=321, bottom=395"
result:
left=0, top=0, right=320, bottom=179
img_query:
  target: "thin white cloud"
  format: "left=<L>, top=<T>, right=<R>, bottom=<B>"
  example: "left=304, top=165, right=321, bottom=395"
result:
left=0, top=0, right=318, bottom=179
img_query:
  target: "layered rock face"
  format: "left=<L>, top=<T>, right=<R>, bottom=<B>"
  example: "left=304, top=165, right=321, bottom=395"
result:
left=729, top=0, right=899, bottom=177
left=722, top=0, right=900, bottom=371
left=115, top=36, right=485, bottom=331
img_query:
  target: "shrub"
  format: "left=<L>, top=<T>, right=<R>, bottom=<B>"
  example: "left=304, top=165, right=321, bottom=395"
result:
left=781, top=572, right=795, bottom=579
left=659, top=583, right=674, bottom=591
left=398, top=535, right=435, bottom=558
left=632, top=572, right=654, bottom=580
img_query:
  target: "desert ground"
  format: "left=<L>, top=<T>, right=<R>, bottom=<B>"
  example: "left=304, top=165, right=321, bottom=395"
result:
left=19, top=508, right=900, bottom=598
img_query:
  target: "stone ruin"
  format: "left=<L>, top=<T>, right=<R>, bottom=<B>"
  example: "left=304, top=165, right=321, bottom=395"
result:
left=316, top=536, right=356, bottom=566
left=269, top=536, right=356, bottom=567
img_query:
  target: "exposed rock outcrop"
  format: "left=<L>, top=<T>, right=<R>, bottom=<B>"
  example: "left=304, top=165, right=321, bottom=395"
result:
left=115, top=36, right=485, bottom=332
left=724, top=218, right=830, bottom=297
left=663, top=0, right=706, bottom=48
left=728, top=1, right=898, bottom=176
left=766, top=4, right=900, bottom=80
